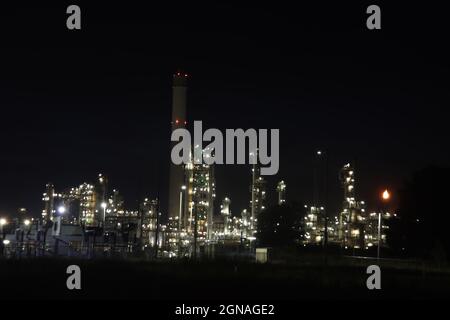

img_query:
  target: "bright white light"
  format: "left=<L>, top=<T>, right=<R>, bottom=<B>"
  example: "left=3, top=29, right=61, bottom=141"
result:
left=0, top=218, right=7, bottom=226
left=57, top=206, right=66, bottom=214
left=24, top=219, right=31, bottom=226
left=3, top=239, right=10, bottom=245
left=101, top=202, right=107, bottom=209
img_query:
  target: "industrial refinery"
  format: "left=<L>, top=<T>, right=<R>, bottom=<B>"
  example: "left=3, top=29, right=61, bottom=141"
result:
left=0, top=73, right=393, bottom=260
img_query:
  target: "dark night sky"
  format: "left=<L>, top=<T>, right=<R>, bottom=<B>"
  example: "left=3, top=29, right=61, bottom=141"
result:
left=0, top=2, right=449, bottom=219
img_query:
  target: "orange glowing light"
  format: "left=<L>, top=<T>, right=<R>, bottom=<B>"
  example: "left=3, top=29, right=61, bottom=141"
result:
left=382, top=189, right=390, bottom=201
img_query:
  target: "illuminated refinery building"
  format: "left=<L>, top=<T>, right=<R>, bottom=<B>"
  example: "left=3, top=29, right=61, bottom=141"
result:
left=300, top=162, right=392, bottom=251
left=42, top=183, right=81, bottom=225
left=240, top=209, right=251, bottom=239
left=42, top=183, right=55, bottom=222
left=277, top=180, right=286, bottom=205
left=223, top=161, right=266, bottom=243
left=41, top=174, right=109, bottom=227
left=364, top=210, right=392, bottom=250
left=166, top=72, right=216, bottom=257
left=221, top=197, right=231, bottom=236
left=138, top=198, right=159, bottom=247
left=249, top=161, right=266, bottom=240
left=182, top=154, right=215, bottom=255
left=166, top=157, right=215, bottom=257
left=78, top=182, right=97, bottom=227
left=211, top=197, right=245, bottom=241
left=39, top=174, right=162, bottom=251
left=338, top=163, right=367, bottom=249
left=303, top=205, right=325, bottom=245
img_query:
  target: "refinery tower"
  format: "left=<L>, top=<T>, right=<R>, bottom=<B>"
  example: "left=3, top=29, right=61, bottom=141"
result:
left=168, top=72, right=188, bottom=221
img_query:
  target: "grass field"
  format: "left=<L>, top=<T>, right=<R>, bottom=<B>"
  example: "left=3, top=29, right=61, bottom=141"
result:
left=1, top=255, right=449, bottom=300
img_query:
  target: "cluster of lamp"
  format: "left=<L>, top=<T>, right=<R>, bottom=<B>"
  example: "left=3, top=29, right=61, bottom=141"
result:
left=0, top=190, right=391, bottom=247
left=1, top=218, right=9, bottom=245
left=0, top=218, right=32, bottom=227
left=0, top=218, right=34, bottom=245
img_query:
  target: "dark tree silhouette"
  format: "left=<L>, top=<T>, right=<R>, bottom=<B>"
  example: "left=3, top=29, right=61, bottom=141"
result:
left=257, top=202, right=305, bottom=247
left=387, top=166, right=450, bottom=262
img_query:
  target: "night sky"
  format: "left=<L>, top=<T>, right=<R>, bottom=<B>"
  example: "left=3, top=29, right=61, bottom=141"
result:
left=0, top=2, right=449, bottom=219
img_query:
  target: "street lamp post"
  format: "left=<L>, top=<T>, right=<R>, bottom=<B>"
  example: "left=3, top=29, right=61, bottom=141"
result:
left=23, top=219, right=31, bottom=257
left=178, top=186, right=186, bottom=258
left=154, top=212, right=161, bottom=259
left=315, top=150, right=329, bottom=249
left=0, top=218, right=7, bottom=239
left=378, top=189, right=391, bottom=260
left=179, top=186, right=186, bottom=229
left=377, top=210, right=382, bottom=260
left=101, top=202, right=107, bottom=226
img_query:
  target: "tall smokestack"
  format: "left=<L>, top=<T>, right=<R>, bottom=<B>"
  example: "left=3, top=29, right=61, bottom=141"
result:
left=168, top=72, right=188, bottom=221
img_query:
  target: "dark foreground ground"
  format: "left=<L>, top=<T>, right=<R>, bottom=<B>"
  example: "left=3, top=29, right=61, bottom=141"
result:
left=1, top=256, right=449, bottom=300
